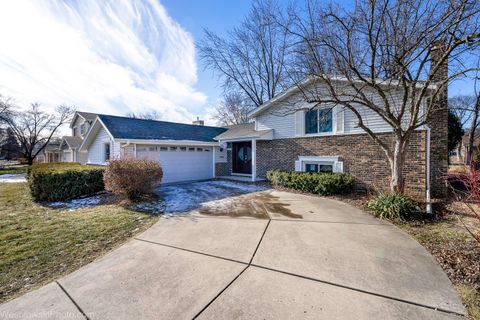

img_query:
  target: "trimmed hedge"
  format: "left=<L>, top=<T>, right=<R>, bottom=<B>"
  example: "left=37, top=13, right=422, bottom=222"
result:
left=266, top=170, right=355, bottom=196
left=28, top=163, right=105, bottom=201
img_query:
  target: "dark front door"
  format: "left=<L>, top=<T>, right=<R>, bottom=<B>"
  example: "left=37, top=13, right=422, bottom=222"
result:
left=232, top=141, right=252, bottom=174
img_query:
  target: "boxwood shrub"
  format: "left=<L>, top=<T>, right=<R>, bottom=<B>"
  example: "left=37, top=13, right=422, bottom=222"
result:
left=28, top=162, right=105, bottom=201
left=266, top=170, right=355, bottom=196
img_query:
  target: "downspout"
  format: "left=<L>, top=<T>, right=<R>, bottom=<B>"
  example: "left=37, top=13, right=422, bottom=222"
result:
left=426, top=126, right=432, bottom=215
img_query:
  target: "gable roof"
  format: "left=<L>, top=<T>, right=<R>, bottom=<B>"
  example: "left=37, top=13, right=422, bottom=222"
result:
left=61, top=136, right=83, bottom=149
left=97, top=114, right=227, bottom=143
left=248, top=76, right=439, bottom=118
left=70, top=111, right=98, bottom=128
left=214, top=122, right=273, bottom=141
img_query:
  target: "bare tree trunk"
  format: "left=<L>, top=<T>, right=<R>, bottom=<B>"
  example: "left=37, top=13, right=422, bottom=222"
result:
left=388, top=138, right=406, bottom=194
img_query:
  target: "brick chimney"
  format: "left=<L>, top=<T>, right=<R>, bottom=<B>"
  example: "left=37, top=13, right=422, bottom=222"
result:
left=429, top=42, right=449, bottom=197
left=192, top=116, right=204, bottom=126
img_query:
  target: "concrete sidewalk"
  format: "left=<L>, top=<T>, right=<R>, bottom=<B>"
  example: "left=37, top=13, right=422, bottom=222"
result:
left=0, top=188, right=465, bottom=320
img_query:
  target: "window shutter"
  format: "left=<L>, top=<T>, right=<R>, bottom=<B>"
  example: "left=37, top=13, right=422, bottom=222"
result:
left=294, top=160, right=302, bottom=171
left=335, top=106, right=344, bottom=133
left=295, top=110, right=304, bottom=137
left=333, top=161, right=343, bottom=173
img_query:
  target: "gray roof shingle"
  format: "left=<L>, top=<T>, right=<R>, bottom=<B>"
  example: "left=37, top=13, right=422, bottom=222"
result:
left=214, top=122, right=272, bottom=140
left=62, top=136, right=83, bottom=149
left=98, top=114, right=227, bottom=142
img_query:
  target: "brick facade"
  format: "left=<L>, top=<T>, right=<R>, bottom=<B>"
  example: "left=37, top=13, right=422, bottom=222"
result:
left=428, top=43, right=449, bottom=197
left=215, top=150, right=232, bottom=176
left=256, top=131, right=427, bottom=200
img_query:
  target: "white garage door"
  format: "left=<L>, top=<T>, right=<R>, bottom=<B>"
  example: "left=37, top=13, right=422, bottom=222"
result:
left=136, top=145, right=214, bottom=184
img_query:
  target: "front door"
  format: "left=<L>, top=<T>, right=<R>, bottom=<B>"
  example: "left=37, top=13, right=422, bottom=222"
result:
left=232, top=141, right=252, bottom=174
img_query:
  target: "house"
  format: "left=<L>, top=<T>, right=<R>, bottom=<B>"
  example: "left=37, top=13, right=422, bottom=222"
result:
left=76, top=54, right=447, bottom=200
left=59, top=112, right=96, bottom=164
left=79, top=114, right=227, bottom=184
left=458, top=130, right=480, bottom=165
left=35, top=139, right=62, bottom=163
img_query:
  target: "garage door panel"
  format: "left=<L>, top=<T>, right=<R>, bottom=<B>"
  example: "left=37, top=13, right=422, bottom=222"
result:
left=136, top=146, right=213, bottom=184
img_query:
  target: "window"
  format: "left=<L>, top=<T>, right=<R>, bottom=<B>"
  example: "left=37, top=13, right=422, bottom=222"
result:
left=305, top=163, right=318, bottom=173
left=80, top=124, right=86, bottom=135
left=104, top=143, right=110, bottom=162
left=170, top=146, right=177, bottom=151
left=204, top=148, right=211, bottom=152
left=304, top=162, right=333, bottom=173
left=305, top=108, right=333, bottom=134
left=149, top=146, right=156, bottom=151
left=73, top=127, right=78, bottom=136
left=188, top=147, right=195, bottom=151
left=197, top=148, right=203, bottom=152
left=180, top=147, right=187, bottom=151
left=160, top=146, right=168, bottom=151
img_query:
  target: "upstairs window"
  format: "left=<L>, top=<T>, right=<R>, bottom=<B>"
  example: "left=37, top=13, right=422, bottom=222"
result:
left=305, top=108, right=333, bottom=134
left=80, top=124, right=86, bottom=135
left=73, top=127, right=78, bottom=136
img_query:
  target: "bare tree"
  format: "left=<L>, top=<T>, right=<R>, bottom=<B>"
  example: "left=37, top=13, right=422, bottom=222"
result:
left=198, top=0, right=291, bottom=107
left=449, top=94, right=479, bottom=162
left=0, top=95, right=13, bottom=123
left=0, top=103, right=74, bottom=165
left=283, top=0, right=480, bottom=193
left=126, top=110, right=162, bottom=120
left=214, top=92, right=254, bottom=126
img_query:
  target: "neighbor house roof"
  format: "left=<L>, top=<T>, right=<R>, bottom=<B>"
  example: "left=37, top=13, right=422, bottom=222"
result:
left=77, top=111, right=97, bottom=121
left=98, top=114, right=227, bottom=142
left=214, top=122, right=273, bottom=141
left=70, top=111, right=98, bottom=128
left=61, top=136, right=83, bottom=149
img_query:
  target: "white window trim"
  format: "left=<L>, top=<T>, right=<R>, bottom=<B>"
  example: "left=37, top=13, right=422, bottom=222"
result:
left=104, top=142, right=111, bottom=163
left=304, top=107, right=334, bottom=136
left=295, top=156, right=343, bottom=173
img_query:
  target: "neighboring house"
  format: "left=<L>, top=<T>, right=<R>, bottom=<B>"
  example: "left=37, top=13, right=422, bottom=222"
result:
left=35, top=140, right=62, bottom=163
left=459, top=130, right=480, bottom=164
left=59, top=111, right=96, bottom=164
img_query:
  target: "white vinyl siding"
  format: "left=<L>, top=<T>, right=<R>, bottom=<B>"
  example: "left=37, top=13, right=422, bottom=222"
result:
left=255, top=82, right=422, bottom=139
left=87, top=127, right=114, bottom=165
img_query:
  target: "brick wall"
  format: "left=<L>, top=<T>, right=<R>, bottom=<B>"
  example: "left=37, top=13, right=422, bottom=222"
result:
left=428, top=43, right=449, bottom=197
left=215, top=149, right=232, bottom=176
left=256, top=131, right=427, bottom=200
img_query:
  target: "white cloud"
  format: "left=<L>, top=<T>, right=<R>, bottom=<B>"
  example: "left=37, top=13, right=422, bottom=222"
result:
left=0, top=0, right=207, bottom=123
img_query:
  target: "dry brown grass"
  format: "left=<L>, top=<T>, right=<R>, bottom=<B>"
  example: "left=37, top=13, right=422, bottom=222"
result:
left=0, top=182, right=158, bottom=303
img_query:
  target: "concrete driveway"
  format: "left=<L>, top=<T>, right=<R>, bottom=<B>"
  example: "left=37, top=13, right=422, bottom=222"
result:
left=0, top=181, right=465, bottom=319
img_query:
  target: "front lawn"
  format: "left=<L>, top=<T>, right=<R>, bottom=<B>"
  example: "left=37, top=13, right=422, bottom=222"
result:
left=0, top=182, right=158, bottom=303
left=0, top=165, right=27, bottom=175
left=399, top=216, right=480, bottom=320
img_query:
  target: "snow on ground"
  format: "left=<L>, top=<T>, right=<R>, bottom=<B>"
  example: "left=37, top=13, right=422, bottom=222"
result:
left=158, top=180, right=269, bottom=214
left=48, top=195, right=103, bottom=210
left=0, top=174, right=27, bottom=183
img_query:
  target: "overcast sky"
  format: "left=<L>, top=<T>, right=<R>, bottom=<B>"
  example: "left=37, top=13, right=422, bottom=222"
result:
left=0, top=0, right=476, bottom=128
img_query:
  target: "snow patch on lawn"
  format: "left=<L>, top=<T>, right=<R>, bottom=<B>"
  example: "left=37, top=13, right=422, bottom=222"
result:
left=48, top=196, right=103, bottom=210
left=0, top=174, right=27, bottom=183
left=158, top=180, right=268, bottom=214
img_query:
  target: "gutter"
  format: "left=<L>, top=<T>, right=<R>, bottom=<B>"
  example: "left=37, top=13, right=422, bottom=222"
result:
left=426, top=126, right=432, bottom=214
